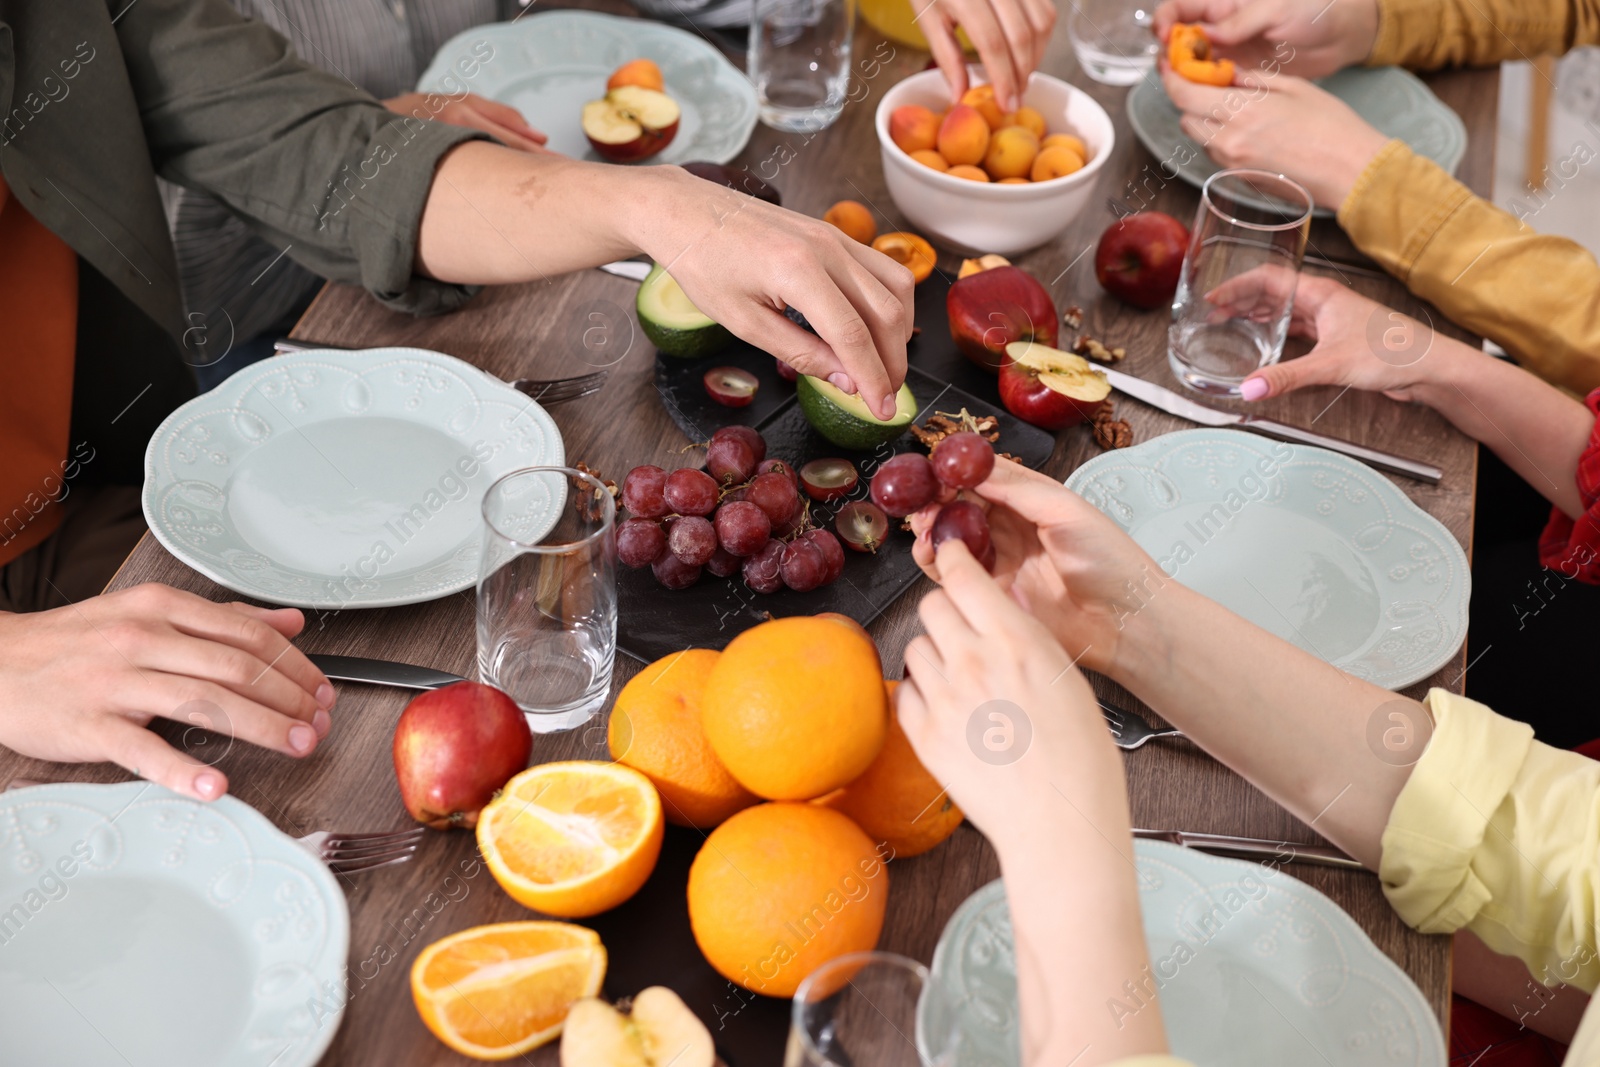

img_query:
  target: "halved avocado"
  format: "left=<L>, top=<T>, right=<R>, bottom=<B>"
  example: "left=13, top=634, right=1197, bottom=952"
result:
left=796, top=374, right=918, bottom=450
left=637, top=262, right=733, bottom=359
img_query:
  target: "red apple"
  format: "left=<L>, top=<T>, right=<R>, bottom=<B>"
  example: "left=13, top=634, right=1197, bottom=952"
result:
left=1094, top=211, right=1191, bottom=310
left=946, top=265, right=1059, bottom=372
left=582, top=86, right=681, bottom=163
left=998, top=340, right=1112, bottom=430
left=392, top=681, right=532, bottom=830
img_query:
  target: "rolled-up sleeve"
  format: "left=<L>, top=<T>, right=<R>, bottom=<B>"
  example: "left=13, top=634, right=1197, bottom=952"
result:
left=1367, top=0, right=1600, bottom=68
left=112, top=0, right=489, bottom=316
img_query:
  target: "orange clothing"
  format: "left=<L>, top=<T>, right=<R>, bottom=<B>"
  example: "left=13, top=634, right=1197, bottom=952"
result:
left=0, top=176, right=78, bottom=566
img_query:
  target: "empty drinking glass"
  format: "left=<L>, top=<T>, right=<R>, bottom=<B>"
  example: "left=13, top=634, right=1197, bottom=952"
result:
left=785, top=952, right=960, bottom=1066
left=749, top=0, right=856, bottom=132
left=1168, top=169, right=1312, bottom=396
left=1067, top=0, right=1159, bottom=85
left=477, top=467, right=616, bottom=733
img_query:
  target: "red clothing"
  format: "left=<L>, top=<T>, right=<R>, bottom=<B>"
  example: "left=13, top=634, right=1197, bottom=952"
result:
left=1539, top=389, right=1600, bottom=582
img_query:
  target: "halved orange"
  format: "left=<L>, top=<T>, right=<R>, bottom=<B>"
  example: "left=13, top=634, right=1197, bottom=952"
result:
left=410, top=921, right=606, bottom=1060
left=477, top=761, right=664, bottom=918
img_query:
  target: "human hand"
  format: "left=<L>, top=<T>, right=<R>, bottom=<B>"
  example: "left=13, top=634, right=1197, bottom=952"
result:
left=1159, top=65, right=1390, bottom=208
left=635, top=167, right=913, bottom=419
left=385, top=91, right=550, bottom=153
left=1152, top=0, right=1379, bottom=79
left=0, top=584, right=335, bottom=801
left=908, top=458, right=1164, bottom=676
left=919, top=0, right=1057, bottom=111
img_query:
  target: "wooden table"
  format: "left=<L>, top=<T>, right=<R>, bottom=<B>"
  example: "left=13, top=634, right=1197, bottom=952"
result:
left=9, top=7, right=1499, bottom=1063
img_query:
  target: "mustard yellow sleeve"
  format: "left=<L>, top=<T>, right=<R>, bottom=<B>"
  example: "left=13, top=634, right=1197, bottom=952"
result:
left=1338, top=140, right=1600, bottom=395
left=1368, top=0, right=1600, bottom=67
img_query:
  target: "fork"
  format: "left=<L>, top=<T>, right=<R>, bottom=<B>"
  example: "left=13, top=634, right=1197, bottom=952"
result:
left=1100, top=701, right=1185, bottom=750
left=3, top=777, right=424, bottom=876
left=271, top=339, right=609, bottom=405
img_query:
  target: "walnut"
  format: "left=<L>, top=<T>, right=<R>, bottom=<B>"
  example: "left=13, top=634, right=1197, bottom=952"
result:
left=1063, top=305, right=1084, bottom=330
left=911, top=408, right=1002, bottom=450
left=1092, top=405, right=1133, bottom=450
left=573, top=462, right=618, bottom=520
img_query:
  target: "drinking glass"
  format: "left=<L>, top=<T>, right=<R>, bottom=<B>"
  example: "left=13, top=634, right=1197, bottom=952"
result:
left=1168, top=168, right=1312, bottom=396
left=785, top=952, right=960, bottom=1066
left=749, top=0, right=856, bottom=132
left=1067, top=0, right=1159, bottom=85
left=477, top=467, right=616, bottom=733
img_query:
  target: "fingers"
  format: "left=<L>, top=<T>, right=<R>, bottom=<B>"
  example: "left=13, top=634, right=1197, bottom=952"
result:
left=137, top=672, right=323, bottom=759
left=1019, top=0, right=1057, bottom=72
left=1208, top=0, right=1285, bottom=46
left=838, top=238, right=914, bottom=390
left=1160, top=63, right=1234, bottom=118
left=131, top=630, right=327, bottom=731
left=921, top=14, right=971, bottom=102
left=1152, top=0, right=1238, bottom=39
left=227, top=602, right=305, bottom=639
left=792, top=253, right=903, bottom=420
left=971, top=456, right=1088, bottom=520
left=462, top=94, right=548, bottom=143
left=952, top=0, right=1022, bottom=112
left=924, top=541, right=1023, bottom=637
left=142, top=588, right=333, bottom=710
left=986, top=0, right=1041, bottom=111
left=102, top=719, right=229, bottom=802
left=1239, top=349, right=1342, bottom=399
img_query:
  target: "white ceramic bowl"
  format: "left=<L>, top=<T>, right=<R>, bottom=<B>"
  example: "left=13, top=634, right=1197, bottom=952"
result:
left=875, top=68, right=1115, bottom=256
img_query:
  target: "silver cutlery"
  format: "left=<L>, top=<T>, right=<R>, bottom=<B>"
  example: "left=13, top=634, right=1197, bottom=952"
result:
left=1101, top=701, right=1184, bottom=750
left=1133, top=827, right=1364, bottom=870
left=270, top=339, right=609, bottom=405
left=597, top=259, right=652, bottom=282
left=1101, top=366, right=1444, bottom=484
left=2, top=778, right=424, bottom=875
left=309, top=653, right=467, bottom=691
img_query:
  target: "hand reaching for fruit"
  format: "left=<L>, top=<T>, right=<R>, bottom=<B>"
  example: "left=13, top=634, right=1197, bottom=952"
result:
left=918, top=0, right=1058, bottom=113
left=384, top=92, right=550, bottom=154
left=1152, top=0, right=1381, bottom=81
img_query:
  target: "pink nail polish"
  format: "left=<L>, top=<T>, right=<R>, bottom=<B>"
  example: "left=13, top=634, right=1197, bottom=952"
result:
left=195, top=772, right=223, bottom=800
left=1239, top=377, right=1269, bottom=401
left=313, top=708, right=331, bottom=738
left=289, top=724, right=316, bottom=754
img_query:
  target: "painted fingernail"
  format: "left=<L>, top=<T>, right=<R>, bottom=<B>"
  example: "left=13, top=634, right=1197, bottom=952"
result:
left=313, top=708, right=331, bottom=738
left=289, top=723, right=316, bottom=754
left=315, top=683, right=335, bottom=709
left=194, top=772, right=223, bottom=800
left=828, top=373, right=856, bottom=393
left=1239, top=377, right=1269, bottom=401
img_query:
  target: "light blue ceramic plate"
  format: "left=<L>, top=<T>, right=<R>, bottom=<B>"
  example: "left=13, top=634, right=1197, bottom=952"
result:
left=418, top=11, right=759, bottom=165
left=1126, top=66, right=1467, bottom=215
left=143, top=347, right=563, bottom=610
left=1065, top=429, right=1468, bottom=689
left=924, top=841, right=1445, bottom=1066
left=0, top=782, right=350, bottom=1067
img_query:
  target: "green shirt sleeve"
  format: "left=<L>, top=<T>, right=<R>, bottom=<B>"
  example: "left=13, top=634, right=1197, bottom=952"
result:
left=112, top=0, right=491, bottom=316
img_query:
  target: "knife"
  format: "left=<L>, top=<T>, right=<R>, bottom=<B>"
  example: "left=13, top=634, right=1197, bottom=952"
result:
left=309, top=654, right=466, bottom=691
left=1101, top=366, right=1443, bottom=484
left=598, top=260, right=652, bottom=282
left=1133, top=828, right=1364, bottom=870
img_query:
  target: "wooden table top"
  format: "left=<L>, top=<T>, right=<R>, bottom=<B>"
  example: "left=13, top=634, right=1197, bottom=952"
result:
left=6, top=5, right=1499, bottom=1062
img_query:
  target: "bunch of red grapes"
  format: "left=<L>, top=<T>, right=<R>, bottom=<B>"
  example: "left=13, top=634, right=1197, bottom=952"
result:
left=868, top=431, right=997, bottom=570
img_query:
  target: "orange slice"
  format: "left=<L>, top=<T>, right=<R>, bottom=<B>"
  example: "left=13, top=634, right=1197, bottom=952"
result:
left=477, top=761, right=664, bottom=918
left=410, top=921, right=606, bottom=1060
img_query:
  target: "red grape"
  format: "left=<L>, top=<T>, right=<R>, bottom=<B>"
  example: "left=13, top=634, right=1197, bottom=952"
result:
left=665, top=468, right=719, bottom=516
left=652, top=552, right=702, bottom=589
left=930, top=432, right=996, bottom=490
left=870, top=453, right=938, bottom=517
left=803, top=528, right=845, bottom=583
left=617, top=518, right=666, bottom=568
left=759, top=458, right=798, bottom=487
left=715, top=500, right=772, bottom=557
left=704, top=367, right=759, bottom=407
left=712, top=425, right=767, bottom=465
left=705, top=436, right=756, bottom=485
left=799, top=458, right=858, bottom=502
left=775, top=357, right=799, bottom=382
left=780, top=539, right=828, bottom=592
left=836, top=501, right=888, bottom=553
left=747, top=471, right=799, bottom=526
left=930, top=500, right=992, bottom=561
left=668, top=515, right=718, bottom=566
left=742, top=539, right=785, bottom=593
left=772, top=504, right=809, bottom=540
left=621, top=465, right=668, bottom=518
left=706, top=545, right=742, bottom=578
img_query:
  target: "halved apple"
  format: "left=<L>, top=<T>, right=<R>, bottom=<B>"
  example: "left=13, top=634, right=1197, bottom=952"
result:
left=999, top=339, right=1111, bottom=430
left=559, top=987, right=714, bottom=1067
left=582, top=86, right=681, bottom=163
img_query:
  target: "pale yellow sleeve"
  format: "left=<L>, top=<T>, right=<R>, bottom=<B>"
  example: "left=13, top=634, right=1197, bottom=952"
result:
left=1338, top=140, right=1600, bottom=395
left=1368, top=0, right=1600, bottom=67
left=1380, top=689, right=1600, bottom=994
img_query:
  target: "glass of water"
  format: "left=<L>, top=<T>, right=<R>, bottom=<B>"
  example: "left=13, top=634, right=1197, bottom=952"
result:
left=1168, top=168, right=1312, bottom=396
left=785, top=952, right=959, bottom=1066
left=477, top=467, right=616, bottom=733
left=749, top=0, right=856, bottom=132
left=1068, top=0, right=1159, bottom=85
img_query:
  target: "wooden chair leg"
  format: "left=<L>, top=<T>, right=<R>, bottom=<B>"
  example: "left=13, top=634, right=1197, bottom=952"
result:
left=1527, top=55, right=1556, bottom=190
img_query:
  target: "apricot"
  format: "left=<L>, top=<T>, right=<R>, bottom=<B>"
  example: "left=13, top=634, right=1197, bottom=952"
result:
left=947, top=164, right=991, bottom=182
left=910, top=149, right=951, bottom=172
left=823, top=200, right=876, bottom=244
left=607, top=58, right=664, bottom=92
left=1031, top=145, right=1085, bottom=181
left=983, top=126, right=1040, bottom=181
left=1004, top=106, right=1047, bottom=139
left=996, top=177, right=1030, bottom=184
left=959, top=85, right=1007, bottom=130
left=871, top=232, right=938, bottom=284
left=1041, top=133, right=1088, bottom=159
left=889, top=104, right=941, bottom=155
left=937, top=105, right=990, bottom=166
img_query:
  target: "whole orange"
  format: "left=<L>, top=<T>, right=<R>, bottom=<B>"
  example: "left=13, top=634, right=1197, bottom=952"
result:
left=701, top=617, right=888, bottom=800
left=609, top=649, right=758, bottom=828
left=819, top=682, right=964, bottom=858
left=687, top=802, right=888, bottom=997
